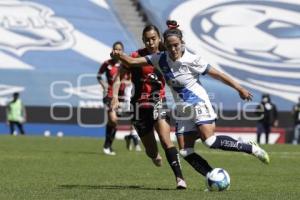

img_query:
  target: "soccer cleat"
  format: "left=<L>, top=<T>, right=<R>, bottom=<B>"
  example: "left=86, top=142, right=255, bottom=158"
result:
left=292, top=140, right=298, bottom=145
left=249, top=141, right=270, bottom=164
left=176, top=178, right=187, bottom=189
left=103, top=147, right=116, bottom=156
left=135, top=144, right=142, bottom=152
left=152, top=154, right=162, bottom=167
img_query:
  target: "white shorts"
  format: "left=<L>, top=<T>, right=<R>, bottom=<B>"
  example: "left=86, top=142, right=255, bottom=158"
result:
left=118, top=100, right=131, bottom=113
left=175, top=101, right=217, bottom=135
left=118, top=83, right=133, bottom=112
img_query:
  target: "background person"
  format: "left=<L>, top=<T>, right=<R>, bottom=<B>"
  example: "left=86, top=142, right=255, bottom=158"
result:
left=121, top=82, right=141, bottom=151
left=292, top=97, right=300, bottom=144
left=255, top=93, right=278, bottom=144
left=97, top=41, right=134, bottom=155
left=6, top=92, right=26, bottom=135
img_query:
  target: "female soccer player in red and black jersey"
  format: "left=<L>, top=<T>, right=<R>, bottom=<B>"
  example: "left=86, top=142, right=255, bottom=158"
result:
left=112, top=26, right=186, bottom=189
left=97, top=41, right=136, bottom=155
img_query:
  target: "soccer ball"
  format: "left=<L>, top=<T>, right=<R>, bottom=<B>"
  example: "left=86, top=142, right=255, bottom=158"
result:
left=206, top=168, right=230, bottom=191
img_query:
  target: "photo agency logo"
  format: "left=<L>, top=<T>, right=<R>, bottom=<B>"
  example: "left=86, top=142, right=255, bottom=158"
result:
left=171, top=0, right=300, bottom=104
left=50, top=77, right=260, bottom=125
left=50, top=75, right=107, bottom=128
left=0, top=0, right=75, bottom=56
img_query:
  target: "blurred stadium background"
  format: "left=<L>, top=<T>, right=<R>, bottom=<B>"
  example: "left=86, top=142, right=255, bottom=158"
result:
left=0, top=0, right=299, bottom=143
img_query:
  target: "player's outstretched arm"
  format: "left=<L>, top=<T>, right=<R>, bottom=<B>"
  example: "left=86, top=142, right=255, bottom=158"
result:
left=111, top=50, right=148, bottom=67
left=207, top=67, right=253, bottom=101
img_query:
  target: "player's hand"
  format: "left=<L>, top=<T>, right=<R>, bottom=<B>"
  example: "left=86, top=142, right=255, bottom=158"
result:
left=111, top=97, right=119, bottom=111
left=238, top=87, right=253, bottom=101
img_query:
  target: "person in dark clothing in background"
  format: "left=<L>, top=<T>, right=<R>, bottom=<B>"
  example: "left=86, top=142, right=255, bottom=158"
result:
left=292, top=97, right=300, bottom=145
left=256, top=94, right=278, bottom=144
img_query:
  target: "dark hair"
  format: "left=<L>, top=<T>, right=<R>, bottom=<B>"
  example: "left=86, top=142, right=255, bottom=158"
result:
left=262, top=93, right=270, bottom=98
left=163, top=20, right=183, bottom=41
left=13, top=92, right=19, bottom=98
left=142, top=24, right=165, bottom=51
left=142, top=25, right=161, bottom=40
left=12, top=92, right=19, bottom=101
left=112, top=41, right=124, bottom=50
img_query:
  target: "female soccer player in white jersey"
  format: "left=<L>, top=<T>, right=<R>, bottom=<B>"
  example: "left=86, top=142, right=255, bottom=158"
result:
left=111, top=20, right=270, bottom=180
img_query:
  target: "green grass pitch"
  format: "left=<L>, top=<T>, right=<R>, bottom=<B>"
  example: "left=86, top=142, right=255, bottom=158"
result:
left=0, top=135, right=299, bottom=200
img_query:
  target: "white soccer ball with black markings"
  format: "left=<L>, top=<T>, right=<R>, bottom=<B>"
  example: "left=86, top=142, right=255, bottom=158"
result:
left=206, top=168, right=230, bottom=191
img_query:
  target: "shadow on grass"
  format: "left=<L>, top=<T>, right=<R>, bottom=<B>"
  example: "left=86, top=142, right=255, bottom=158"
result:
left=58, top=184, right=175, bottom=191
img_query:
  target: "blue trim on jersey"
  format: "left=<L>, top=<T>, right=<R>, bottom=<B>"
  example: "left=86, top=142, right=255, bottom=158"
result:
left=195, top=119, right=216, bottom=125
left=145, top=56, right=152, bottom=65
left=178, top=87, right=204, bottom=104
left=158, top=52, right=204, bottom=104
left=202, top=64, right=211, bottom=75
left=158, top=52, right=173, bottom=81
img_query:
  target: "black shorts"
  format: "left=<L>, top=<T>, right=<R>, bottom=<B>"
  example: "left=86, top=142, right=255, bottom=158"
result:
left=132, top=99, right=169, bottom=137
left=103, top=96, right=113, bottom=109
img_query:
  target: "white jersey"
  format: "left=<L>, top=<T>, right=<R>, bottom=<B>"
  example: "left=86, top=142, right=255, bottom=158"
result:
left=146, top=50, right=210, bottom=104
left=146, top=50, right=217, bottom=133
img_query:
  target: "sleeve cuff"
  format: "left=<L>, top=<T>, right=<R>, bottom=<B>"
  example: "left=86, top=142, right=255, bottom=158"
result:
left=145, top=56, right=152, bottom=65
left=202, top=64, right=211, bottom=75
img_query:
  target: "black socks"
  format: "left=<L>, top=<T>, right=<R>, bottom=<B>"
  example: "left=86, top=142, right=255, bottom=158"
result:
left=165, top=147, right=184, bottom=179
left=184, top=153, right=213, bottom=176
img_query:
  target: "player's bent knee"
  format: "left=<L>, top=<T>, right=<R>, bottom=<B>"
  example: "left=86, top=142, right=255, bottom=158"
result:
left=204, top=135, right=216, bottom=148
left=179, top=148, right=194, bottom=157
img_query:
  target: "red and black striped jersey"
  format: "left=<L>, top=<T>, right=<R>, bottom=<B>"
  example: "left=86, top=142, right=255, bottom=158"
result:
left=98, top=59, right=130, bottom=98
left=130, top=48, right=165, bottom=106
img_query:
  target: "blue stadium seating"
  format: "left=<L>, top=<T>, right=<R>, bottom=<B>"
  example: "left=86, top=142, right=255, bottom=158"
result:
left=0, top=0, right=137, bottom=107
left=140, top=0, right=300, bottom=111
